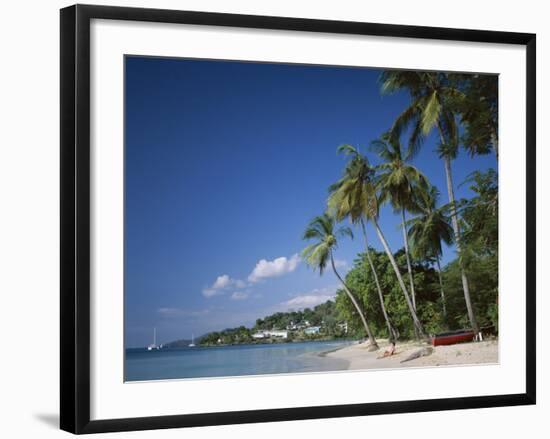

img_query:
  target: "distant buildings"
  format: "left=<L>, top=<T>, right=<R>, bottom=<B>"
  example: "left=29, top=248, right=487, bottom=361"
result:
left=252, top=320, right=348, bottom=340
left=252, top=330, right=288, bottom=339
left=304, top=326, right=321, bottom=335
left=285, top=320, right=311, bottom=331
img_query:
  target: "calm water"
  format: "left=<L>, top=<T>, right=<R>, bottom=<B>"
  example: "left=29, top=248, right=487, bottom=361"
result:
left=125, top=340, right=355, bottom=381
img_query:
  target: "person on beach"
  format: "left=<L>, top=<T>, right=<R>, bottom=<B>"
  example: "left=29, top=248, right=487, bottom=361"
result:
left=378, top=342, right=396, bottom=359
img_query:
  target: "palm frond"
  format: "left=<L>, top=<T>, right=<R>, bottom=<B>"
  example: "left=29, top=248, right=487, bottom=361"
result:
left=406, top=118, right=425, bottom=160
left=421, top=90, right=442, bottom=134
left=337, top=226, right=353, bottom=240
left=336, top=144, right=360, bottom=157
left=388, top=103, right=420, bottom=142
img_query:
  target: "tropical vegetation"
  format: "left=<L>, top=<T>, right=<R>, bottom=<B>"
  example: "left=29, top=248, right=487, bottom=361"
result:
left=301, top=70, right=498, bottom=348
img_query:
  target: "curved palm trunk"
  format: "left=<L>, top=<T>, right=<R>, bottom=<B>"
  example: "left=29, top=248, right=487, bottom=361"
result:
left=435, top=256, right=447, bottom=320
left=373, top=218, right=426, bottom=338
left=330, top=252, right=378, bottom=350
left=360, top=220, right=397, bottom=342
left=401, top=209, right=417, bottom=311
left=438, top=124, right=480, bottom=336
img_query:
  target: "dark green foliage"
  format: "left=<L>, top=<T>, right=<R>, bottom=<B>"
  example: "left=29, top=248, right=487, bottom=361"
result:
left=442, top=255, right=498, bottom=331
left=335, top=238, right=498, bottom=338
left=450, top=73, right=498, bottom=158
left=199, top=326, right=254, bottom=346
left=460, top=169, right=498, bottom=258
left=447, top=168, right=499, bottom=331
left=336, top=169, right=498, bottom=338
left=336, top=249, right=444, bottom=339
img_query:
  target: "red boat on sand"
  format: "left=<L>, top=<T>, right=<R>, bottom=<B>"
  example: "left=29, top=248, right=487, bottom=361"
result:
left=431, top=329, right=475, bottom=346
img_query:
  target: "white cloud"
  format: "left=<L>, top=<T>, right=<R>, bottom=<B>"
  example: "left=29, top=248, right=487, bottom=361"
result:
left=248, top=254, right=300, bottom=283
left=212, top=274, right=232, bottom=289
left=231, top=291, right=249, bottom=300
left=203, top=253, right=300, bottom=298
left=202, top=274, right=247, bottom=297
left=278, top=286, right=337, bottom=312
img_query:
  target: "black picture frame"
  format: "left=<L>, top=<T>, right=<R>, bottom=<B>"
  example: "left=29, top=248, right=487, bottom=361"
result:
left=60, top=4, right=536, bottom=434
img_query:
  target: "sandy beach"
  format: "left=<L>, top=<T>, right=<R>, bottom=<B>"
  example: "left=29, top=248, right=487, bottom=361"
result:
left=323, top=339, right=498, bottom=370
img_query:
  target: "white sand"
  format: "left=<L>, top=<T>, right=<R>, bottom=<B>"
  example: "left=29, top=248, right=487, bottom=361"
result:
left=324, top=339, right=498, bottom=370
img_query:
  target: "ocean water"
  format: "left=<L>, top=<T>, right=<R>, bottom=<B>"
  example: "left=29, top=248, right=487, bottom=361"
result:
left=125, top=339, right=355, bottom=381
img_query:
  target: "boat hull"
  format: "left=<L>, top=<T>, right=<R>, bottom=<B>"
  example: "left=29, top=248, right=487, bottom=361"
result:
left=431, top=331, right=475, bottom=346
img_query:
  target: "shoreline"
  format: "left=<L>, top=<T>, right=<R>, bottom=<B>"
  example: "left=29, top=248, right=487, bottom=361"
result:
left=317, top=340, right=360, bottom=357
left=323, top=339, right=498, bottom=370
left=158, top=337, right=359, bottom=350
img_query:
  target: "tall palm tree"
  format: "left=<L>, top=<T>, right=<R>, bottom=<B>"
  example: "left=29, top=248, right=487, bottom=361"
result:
left=328, top=145, right=398, bottom=342
left=380, top=70, right=480, bottom=336
left=407, top=186, right=454, bottom=319
left=328, top=145, right=425, bottom=339
left=302, top=213, right=379, bottom=350
left=370, top=133, right=429, bottom=312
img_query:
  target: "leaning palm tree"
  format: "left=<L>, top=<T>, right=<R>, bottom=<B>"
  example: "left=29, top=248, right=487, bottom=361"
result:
left=302, top=213, right=379, bottom=350
left=328, top=145, right=398, bottom=342
left=328, top=146, right=426, bottom=339
left=371, top=133, right=429, bottom=312
left=380, top=70, right=480, bottom=336
left=407, top=186, right=454, bottom=319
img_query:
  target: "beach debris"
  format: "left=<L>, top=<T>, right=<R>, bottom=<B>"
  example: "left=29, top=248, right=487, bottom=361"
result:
left=400, top=346, right=434, bottom=363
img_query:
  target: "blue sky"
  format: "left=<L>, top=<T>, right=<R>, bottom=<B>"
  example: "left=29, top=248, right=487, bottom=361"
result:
left=125, top=56, right=497, bottom=348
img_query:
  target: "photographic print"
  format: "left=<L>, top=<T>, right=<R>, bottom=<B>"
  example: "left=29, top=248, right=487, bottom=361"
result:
left=124, top=56, right=499, bottom=382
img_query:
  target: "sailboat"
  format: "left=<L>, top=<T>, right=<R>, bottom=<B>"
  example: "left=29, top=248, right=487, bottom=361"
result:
left=188, top=334, right=195, bottom=348
left=147, top=328, right=159, bottom=351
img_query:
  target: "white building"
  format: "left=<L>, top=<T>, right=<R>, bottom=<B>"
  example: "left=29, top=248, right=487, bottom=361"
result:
left=266, top=330, right=288, bottom=339
left=304, top=326, right=320, bottom=335
left=254, top=330, right=288, bottom=339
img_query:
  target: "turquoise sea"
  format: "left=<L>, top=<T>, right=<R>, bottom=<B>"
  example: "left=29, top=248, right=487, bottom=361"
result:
left=125, top=339, right=355, bottom=381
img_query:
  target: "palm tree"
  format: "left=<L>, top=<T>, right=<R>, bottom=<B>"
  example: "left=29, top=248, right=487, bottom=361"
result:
left=327, top=145, right=425, bottom=339
left=370, top=133, right=429, bottom=312
left=449, top=74, right=499, bottom=160
left=380, top=70, right=480, bottom=336
left=302, top=213, right=379, bottom=350
left=327, top=145, right=398, bottom=342
left=407, top=186, right=454, bottom=319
